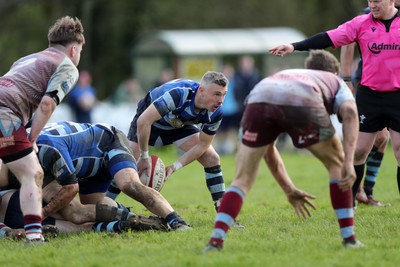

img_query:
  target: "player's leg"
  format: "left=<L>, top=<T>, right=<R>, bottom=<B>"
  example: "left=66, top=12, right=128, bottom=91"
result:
left=112, top=168, right=172, bottom=217
left=6, top=152, right=44, bottom=242
left=111, top=168, right=189, bottom=230
left=176, top=133, right=226, bottom=211
left=0, top=190, right=25, bottom=240
left=353, top=131, right=377, bottom=206
left=361, top=128, right=389, bottom=206
left=204, top=143, right=266, bottom=252
left=307, top=134, right=363, bottom=247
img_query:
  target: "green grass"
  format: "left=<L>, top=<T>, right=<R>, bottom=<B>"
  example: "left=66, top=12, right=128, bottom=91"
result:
left=2, top=146, right=400, bottom=267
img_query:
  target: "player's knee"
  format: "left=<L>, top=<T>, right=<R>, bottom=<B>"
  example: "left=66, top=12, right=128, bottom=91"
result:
left=119, top=179, right=143, bottom=197
left=354, top=148, right=370, bottom=162
left=199, top=149, right=220, bottom=166
left=374, top=133, right=389, bottom=149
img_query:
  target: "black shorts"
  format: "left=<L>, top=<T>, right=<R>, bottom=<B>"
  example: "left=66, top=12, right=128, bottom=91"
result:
left=240, top=103, right=335, bottom=148
left=356, top=86, right=400, bottom=132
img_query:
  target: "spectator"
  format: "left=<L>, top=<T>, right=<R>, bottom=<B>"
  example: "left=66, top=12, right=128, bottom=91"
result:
left=153, top=68, right=174, bottom=88
left=110, top=78, right=143, bottom=106
left=214, top=64, right=240, bottom=154
left=68, top=70, right=97, bottom=123
left=233, top=55, right=262, bottom=116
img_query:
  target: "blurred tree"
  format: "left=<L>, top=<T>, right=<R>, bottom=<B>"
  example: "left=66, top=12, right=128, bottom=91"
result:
left=0, top=0, right=365, bottom=99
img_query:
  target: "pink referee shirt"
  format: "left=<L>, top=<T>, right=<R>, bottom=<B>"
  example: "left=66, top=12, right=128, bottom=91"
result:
left=327, top=12, right=400, bottom=92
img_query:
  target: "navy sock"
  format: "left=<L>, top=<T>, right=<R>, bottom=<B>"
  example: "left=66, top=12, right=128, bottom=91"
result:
left=204, top=165, right=225, bottom=211
left=92, top=221, right=123, bottom=233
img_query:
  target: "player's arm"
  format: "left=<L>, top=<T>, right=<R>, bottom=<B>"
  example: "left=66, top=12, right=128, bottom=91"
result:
left=165, top=131, right=214, bottom=179
left=43, top=180, right=94, bottom=224
left=269, top=32, right=333, bottom=56
left=264, top=143, right=316, bottom=218
left=136, top=104, right=162, bottom=176
left=338, top=100, right=359, bottom=190
left=28, top=96, right=57, bottom=147
left=340, top=43, right=356, bottom=93
left=42, top=181, right=79, bottom=219
left=39, top=147, right=79, bottom=219
left=30, top=62, right=79, bottom=147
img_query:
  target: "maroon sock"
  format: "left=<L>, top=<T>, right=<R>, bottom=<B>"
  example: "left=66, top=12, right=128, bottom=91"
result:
left=24, top=214, right=42, bottom=237
left=209, top=186, right=245, bottom=246
left=330, top=180, right=355, bottom=241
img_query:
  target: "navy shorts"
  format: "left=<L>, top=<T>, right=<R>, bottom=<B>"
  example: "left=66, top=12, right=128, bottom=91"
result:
left=4, top=191, right=55, bottom=228
left=79, top=136, right=137, bottom=195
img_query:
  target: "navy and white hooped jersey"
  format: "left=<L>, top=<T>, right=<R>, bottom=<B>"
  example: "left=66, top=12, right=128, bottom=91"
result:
left=149, top=79, right=223, bottom=135
left=35, top=121, right=136, bottom=186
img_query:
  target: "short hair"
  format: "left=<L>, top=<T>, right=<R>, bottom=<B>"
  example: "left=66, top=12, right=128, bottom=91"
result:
left=200, top=71, right=229, bottom=88
left=48, top=16, right=85, bottom=46
left=304, top=50, right=340, bottom=74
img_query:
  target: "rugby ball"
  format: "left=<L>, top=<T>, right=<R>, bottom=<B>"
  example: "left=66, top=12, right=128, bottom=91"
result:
left=139, top=155, right=165, bottom=192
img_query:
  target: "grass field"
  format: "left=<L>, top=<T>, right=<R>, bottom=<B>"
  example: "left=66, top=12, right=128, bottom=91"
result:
left=1, top=145, right=400, bottom=267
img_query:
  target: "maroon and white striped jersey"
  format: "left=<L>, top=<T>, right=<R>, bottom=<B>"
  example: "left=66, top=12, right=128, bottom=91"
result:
left=246, top=69, right=354, bottom=115
left=0, top=47, right=79, bottom=125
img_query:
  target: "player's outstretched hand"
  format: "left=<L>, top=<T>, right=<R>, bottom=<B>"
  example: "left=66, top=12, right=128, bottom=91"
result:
left=287, top=189, right=317, bottom=219
left=137, top=157, right=151, bottom=177
left=269, top=44, right=294, bottom=57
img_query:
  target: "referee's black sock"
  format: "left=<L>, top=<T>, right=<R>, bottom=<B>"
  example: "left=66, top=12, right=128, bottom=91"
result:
left=353, top=164, right=365, bottom=206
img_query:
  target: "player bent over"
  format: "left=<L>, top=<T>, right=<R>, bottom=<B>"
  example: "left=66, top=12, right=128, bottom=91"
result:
left=204, top=50, right=364, bottom=252
left=34, top=121, right=189, bottom=231
left=0, top=16, right=85, bottom=243
left=109, top=71, right=229, bottom=216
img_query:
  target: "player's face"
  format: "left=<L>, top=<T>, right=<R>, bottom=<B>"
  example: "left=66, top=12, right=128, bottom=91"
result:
left=202, top=83, right=227, bottom=112
left=368, top=0, right=394, bottom=19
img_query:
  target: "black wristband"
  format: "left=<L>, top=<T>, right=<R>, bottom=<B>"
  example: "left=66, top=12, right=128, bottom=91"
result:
left=342, top=77, right=352, bottom=82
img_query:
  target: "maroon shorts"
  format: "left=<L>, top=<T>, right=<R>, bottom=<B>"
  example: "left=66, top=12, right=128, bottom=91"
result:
left=239, top=103, right=335, bottom=148
left=0, top=110, right=32, bottom=163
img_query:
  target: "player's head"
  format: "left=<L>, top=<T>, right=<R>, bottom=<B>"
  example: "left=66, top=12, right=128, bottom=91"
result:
left=304, top=49, right=340, bottom=74
left=198, top=71, right=228, bottom=112
left=48, top=16, right=85, bottom=47
left=48, top=16, right=85, bottom=66
left=200, top=71, right=229, bottom=88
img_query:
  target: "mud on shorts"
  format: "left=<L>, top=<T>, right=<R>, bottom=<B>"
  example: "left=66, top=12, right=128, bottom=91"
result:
left=239, top=103, right=335, bottom=149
